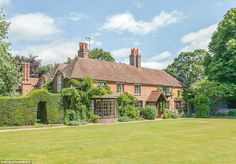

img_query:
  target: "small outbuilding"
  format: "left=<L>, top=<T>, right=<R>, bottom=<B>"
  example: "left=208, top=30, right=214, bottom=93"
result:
left=91, top=94, right=119, bottom=123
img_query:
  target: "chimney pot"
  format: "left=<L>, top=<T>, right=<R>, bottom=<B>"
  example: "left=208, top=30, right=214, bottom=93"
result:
left=78, top=42, right=89, bottom=58
left=129, top=48, right=141, bottom=68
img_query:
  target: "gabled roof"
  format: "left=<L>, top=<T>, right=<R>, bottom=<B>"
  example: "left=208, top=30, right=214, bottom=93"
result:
left=42, top=64, right=68, bottom=82
left=146, top=91, right=167, bottom=102
left=45, top=57, right=184, bottom=87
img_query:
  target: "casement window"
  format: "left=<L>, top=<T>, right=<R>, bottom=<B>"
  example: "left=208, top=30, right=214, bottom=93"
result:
left=164, top=101, right=169, bottom=109
left=97, top=81, right=105, bottom=87
left=163, top=87, right=171, bottom=96
left=117, top=84, right=124, bottom=93
left=56, top=74, right=63, bottom=92
left=134, top=85, right=141, bottom=96
left=175, top=101, right=182, bottom=109
left=135, top=101, right=143, bottom=108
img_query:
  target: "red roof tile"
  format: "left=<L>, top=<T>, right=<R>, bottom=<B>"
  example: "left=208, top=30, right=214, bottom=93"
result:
left=45, top=57, right=184, bottom=87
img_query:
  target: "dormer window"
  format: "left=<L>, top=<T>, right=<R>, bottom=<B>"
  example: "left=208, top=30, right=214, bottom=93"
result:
left=57, top=74, right=63, bottom=92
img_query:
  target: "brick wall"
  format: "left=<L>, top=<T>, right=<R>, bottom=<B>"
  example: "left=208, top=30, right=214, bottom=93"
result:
left=61, top=79, right=184, bottom=110
left=106, top=82, right=183, bottom=110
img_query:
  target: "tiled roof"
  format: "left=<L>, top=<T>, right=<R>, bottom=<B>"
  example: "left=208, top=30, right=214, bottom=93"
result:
left=42, top=64, right=68, bottom=82
left=146, top=91, right=167, bottom=102
left=45, top=57, right=184, bottom=87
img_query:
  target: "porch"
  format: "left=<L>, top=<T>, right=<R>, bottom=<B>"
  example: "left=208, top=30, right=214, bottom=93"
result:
left=146, top=91, right=167, bottom=117
left=91, top=94, right=118, bottom=123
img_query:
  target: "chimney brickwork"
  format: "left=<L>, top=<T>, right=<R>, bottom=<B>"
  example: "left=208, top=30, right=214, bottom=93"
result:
left=129, top=48, right=141, bottom=68
left=78, top=42, right=89, bottom=58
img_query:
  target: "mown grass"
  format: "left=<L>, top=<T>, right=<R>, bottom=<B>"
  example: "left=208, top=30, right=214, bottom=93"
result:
left=0, top=119, right=235, bottom=163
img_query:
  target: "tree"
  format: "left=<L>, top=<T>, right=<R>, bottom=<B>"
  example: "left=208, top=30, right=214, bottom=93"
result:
left=0, top=11, right=21, bottom=96
left=14, top=54, right=41, bottom=77
left=165, top=49, right=208, bottom=87
left=61, top=77, right=112, bottom=122
left=206, top=8, right=236, bottom=83
left=64, top=57, right=73, bottom=64
left=190, top=79, right=236, bottom=115
left=89, top=48, right=115, bottom=62
left=41, top=64, right=53, bottom=74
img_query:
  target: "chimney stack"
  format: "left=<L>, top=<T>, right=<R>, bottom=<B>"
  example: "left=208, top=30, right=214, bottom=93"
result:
left=129, top=48, right=141, bottom=68
left=78, top=42, right=89, bottom=58
left=22, top=63, right=30, bottom=81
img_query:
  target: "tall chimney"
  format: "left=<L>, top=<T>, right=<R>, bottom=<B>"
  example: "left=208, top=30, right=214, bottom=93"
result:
left=78, top=42, right=89, bottom=58
left=22, top=63, right=30, bottom=81
left=129, top=48, right=141, bottom=68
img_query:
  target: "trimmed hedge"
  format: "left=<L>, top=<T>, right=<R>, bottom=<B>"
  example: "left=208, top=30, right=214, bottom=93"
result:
left=0, top=89, right=63, bottom=126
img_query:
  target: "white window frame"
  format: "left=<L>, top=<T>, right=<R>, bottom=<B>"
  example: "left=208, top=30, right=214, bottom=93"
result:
left=163, top=87, right=171, bottom=95
left=57, top=74, right=63, bottom=92
left=117, top=84, right=124, bottom=94
left=134, top=84, right=141, bottom=96
left=97, top=81, right=106, bottom=87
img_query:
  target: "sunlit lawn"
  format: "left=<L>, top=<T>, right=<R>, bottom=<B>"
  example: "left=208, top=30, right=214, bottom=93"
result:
left=0, top=118, right=235, bottom=163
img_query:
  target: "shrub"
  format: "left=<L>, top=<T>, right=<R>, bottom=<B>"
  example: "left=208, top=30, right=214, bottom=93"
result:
left=68, top=120, right=87, bottom=126
left=118, top=115, right=136, bottom=122
left=171, top=113, right=180, bottom=119
left=88, top=114, right=100, bottom=123
left=217, top=112, right=226, bottom=117
left=0, top=89, right=63, bottom=126
left=195, top=104, right=210, bottom=118
left=228, top=109, right=236, bottom=117
left=140, top=105, right=157, bottom=120
left=118, top=93, right=139, bottom=119
left=163, top=109, right=172, bottom=119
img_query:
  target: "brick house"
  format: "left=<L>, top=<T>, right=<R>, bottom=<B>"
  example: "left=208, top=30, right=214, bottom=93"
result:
left=37, top=42, right=185, bottom=112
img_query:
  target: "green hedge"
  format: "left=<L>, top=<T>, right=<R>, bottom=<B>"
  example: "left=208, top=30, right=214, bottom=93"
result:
left=140, top=105, right=157, bottom=120
left=0, top=89, right=63, bottom=126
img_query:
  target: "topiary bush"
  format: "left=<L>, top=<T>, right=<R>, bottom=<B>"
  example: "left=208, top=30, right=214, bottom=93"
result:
left=140, top=105, right=157, bottom=120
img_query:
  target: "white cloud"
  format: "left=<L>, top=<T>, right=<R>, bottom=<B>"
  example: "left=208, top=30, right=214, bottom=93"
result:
left=111, top=48, right=130, bottom=58
left=0, top=0, right=10, bottom=7
left=9, top=13, right=61, bottom=41
left=142, top=51, right=173, bottom=69
left=101, top=11, right=182, bottom=35
left=14, top=38, right=80, bottom=65
left=149, top=51, right=172, bottom=62
left=112, top=49, right=173, bottom=69
left=180, top=24, right=217, bottom=52
left=132, top=0, right=143, bottom=8
left=68, top=12, right=89, bottom=21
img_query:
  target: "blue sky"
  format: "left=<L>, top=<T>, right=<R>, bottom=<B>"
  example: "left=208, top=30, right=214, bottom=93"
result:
left=2, top=0, right=236, bottom=68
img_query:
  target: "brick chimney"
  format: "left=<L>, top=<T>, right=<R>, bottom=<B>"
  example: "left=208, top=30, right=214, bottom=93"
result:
left=22, top=63, right=30, bottom=81
left=78, top=42, right=89, bottom=58
left=129, top=48, right=141, bottom=68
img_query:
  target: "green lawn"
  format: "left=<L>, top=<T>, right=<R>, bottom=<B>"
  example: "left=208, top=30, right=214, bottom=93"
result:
left=0, top=119, right=235, bottom=163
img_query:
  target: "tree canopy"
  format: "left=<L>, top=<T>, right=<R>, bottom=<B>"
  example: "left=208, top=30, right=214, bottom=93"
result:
left=89, top=48, right=115, bottom=62
left=14, top=54, right=41, bottom=77
left=206, top=8, right=236, bottom=83
left=0, top=11, right=21, bottom=96
left=165, top=49, right=208, bottom=87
